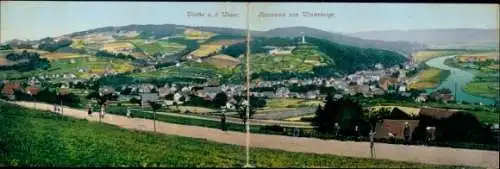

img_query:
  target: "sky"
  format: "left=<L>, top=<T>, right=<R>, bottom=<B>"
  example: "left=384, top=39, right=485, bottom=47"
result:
left=1, top=2, right=498, bottom=42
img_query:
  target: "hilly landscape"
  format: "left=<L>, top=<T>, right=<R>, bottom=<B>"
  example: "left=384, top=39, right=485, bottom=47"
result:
left=1, top=24, right=408, bottom=85
left=349, top=28, right=499, bottom=50
left=63, top=24, right=423, bottom=54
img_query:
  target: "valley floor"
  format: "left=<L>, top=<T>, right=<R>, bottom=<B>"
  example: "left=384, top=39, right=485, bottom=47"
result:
left=4, top=101, right=499, bottom=168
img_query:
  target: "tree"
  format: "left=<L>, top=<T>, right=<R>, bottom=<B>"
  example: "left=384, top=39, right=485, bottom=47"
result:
left=235, top=100, right=256, bottom=125
left=312, top=95, right=365, bottom=137
left=312, top=94, right=339, bottom=134
left=87, top=91, right=117, bottom=122
left=213, top=92, right=228, bottom=108
left=149, top=101, right=162, bottom=132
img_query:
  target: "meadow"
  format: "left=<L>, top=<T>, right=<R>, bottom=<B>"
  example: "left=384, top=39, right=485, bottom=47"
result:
left=130, top=39, right=186, bottom=55
left=203, top=54, right=241, bottom=69
left=464, top=74, right=500, bottom=100
left=0, top=57, right=134, bottom=80
left=0, top=102, right=463, bottom=168
left=409, top=68, right=451, bottom=89
left=250, top=45, right=330, bottom=74
left=265, top=98, right=323, bottom=109
left=190, top=44, right=222, bottom=58
left=40, top=52, right=86, bottom=61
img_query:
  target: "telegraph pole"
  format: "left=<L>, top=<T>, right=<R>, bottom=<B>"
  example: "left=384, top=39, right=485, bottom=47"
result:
left=243, top=2, right=253, bottom=168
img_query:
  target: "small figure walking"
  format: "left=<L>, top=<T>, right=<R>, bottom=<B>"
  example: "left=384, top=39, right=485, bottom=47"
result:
left=88, top=107, right=92, bottom=116
left=369, top=130, right=376, bottom=158
left=334, top=122, right=341, bottom=138
left=403, top=122, right=411, bottom=144
left=221, top=113, right=227, bottom=131
left=354, top=125, right=360, bottom=141
left=126, top=108, right=132, bottom=118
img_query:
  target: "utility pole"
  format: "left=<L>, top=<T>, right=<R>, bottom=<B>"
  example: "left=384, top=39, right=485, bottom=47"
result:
left=243, top=2, right=253, bottom=168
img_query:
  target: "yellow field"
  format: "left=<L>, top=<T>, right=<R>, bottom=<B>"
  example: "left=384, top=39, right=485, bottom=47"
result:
left=184, top=29, right=216, bottom=40
left=70, top=39, right=86, bottom=49
left=409, top=68, right=446, bottom=89
left=204, top=55, right=241, bottom=69
left=413, top=51, right=451, bottom=63
left=207, top=39, right=245, bottom=46
left=101, top=42, right=134, bottom=51
left=191, top=45, right=222, bottom=58
left=41, top=53, right=85, bottom=61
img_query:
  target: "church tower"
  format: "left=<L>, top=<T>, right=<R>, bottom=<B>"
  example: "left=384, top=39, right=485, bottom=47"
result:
left=301, top=32, right=306, bottom=44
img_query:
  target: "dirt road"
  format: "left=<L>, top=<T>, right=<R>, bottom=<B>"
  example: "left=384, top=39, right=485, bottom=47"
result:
left=10, top=101, right=499, bottom=168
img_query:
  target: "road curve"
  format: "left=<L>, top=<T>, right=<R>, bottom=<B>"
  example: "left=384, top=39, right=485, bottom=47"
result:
left=8, top=101, right=499, bottom=168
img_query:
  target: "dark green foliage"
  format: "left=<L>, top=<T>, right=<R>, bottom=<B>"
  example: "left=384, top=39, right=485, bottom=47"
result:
left=213, top=92, right=228, bottom=108
left=0, top=51, right=50, bottom=72
left=0, top=44, right=13, bottom=50
left=312, top=95, right=365, bottom=136
left=15, top=88, right=82, bottom=108
left=37, top=38, right=73, bottom=52
left=95, top=50, right=135, bottom=60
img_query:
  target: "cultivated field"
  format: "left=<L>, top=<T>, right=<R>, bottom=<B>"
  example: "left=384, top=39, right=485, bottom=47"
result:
left=203, top=54, right=241, bottom=69
left=184, top=29, right=216, bottom=40
left=191, top=45, right=222, bottom=58
left=130, top=39, right=186, bottom=55
left=266, top=98, right=323, bottom=109
left=101, top=42, right=134, bottom=52
left=0, top=103, right=464, bottom=168
left=70, top=39, right=86, bottom=49
left=40, top=52, right=86, bottom=61
left=409, top=68, right=451, bottom=89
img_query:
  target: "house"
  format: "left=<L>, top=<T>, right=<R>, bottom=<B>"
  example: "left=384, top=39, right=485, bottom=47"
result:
left=374, top=119, right=420, bottom=141
left=140, top=66, right=156, bottom=73
left=99, top=86, right=116, bottom=95
left=1, top=82, right=21, bottom=100
left=415, top=94, right=428, bottom=102
left=173, top=92, right=183, bottom=102
left=196, top=87, right=222, bottom=100
left=140, top=93, right=159, bottom=107
left=275, top=87, right=290, bottom=98
left=158, top=87, right=171, bottom=97
left=25, top=86, right=41, bottom=96
left=138, top=84, right=156, bottom=93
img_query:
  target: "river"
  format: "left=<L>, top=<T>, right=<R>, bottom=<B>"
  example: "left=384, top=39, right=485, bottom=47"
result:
left=424, top=55, right=496, bottom=105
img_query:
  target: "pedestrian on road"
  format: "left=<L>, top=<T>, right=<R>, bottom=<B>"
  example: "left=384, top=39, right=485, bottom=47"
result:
left=334, top=123, right=341, bottom=138
left=88, top=107, right=92, bottom=116
left=369, top=130, right=376, bottom=158
left=127, top=108, right=132, bottom=118
left=403, top=122, right=410, bottom=144
left=354, top=125, right=360, bottom=141
left=221, top=113, right=226, bottom=131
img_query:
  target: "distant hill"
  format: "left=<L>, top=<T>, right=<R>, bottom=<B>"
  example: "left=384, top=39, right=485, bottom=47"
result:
left=64, top=24, right=422, bottom=54
left=348, top=28, right=499, bottom=49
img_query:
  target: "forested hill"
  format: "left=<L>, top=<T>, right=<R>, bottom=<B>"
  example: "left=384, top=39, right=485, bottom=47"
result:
left=221, top=36, right=407, bottom=75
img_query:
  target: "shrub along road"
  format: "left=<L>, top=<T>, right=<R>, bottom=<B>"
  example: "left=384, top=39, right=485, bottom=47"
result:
left=10, top=101, right=499, bottom=168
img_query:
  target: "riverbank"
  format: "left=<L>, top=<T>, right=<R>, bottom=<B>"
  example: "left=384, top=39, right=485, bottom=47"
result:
left=423, top=55, right=496, bottom=105
left=443, top=57, right=499, bottom=100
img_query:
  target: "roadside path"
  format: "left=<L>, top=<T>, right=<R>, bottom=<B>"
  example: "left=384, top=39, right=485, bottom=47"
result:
left=134, top=109, right=313, bottom=128
left=9, top=101, right=499, bottom=168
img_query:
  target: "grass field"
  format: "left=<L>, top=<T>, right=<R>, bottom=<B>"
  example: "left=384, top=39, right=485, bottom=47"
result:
left=101, top=42, right=134, bottom=52
left=0, top=57, right=134, bottom=80
left=464, top=74, right=500, bottom=100
left=1, top=102, right=462, bottom=168
left=129, top=61, right=229, bottom=82
left=130, top=39, right=186, bottom=55
left=266, top=98, right=323, bottom=109
left=250, top=45, right=330, bottom=74
left=41, top=53, right=86, bottom=61
left=203, top=54, right=241, bottom=69
left=409, top=68, right=451, bottom=89
left=190, top=45, right=222, bottom=58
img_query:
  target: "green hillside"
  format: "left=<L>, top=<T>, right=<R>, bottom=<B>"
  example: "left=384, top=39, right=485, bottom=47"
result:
left=0, top=102, right=462, bottom=168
